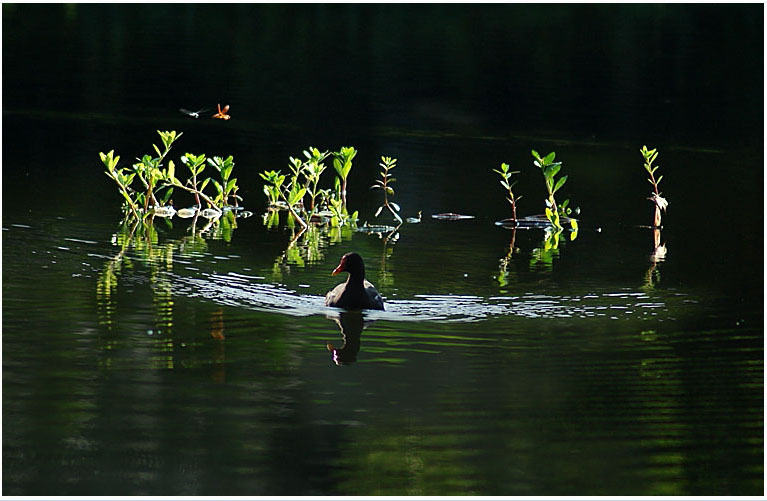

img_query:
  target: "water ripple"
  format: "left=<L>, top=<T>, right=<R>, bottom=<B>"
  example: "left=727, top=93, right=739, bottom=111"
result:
left=169, top=272, right=688, bottom=323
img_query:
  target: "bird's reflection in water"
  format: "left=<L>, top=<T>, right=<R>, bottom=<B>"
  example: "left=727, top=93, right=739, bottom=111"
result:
left=325, top=311, right=374, bottom=366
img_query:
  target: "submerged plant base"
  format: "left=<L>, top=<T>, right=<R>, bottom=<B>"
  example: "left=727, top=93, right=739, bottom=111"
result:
left=431, top=213, right=475, bottom=221
left=356, top=223, right=399, bottom=234
left=495, top=214, right=577, bottom=230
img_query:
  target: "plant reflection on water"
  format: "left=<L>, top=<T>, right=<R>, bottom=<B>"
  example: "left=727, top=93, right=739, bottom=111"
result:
left=97, top=204, right=680, bottom=371
left=644, top=228, right=667, bottom=291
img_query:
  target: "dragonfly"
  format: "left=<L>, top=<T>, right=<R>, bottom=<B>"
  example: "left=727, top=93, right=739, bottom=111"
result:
left=212, top=103, right=231, bottom=120
left=179, top=108, right=208, bottom=118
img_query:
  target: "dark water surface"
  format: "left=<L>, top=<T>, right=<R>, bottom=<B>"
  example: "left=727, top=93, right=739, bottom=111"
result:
left=2, top=4, right=763, bottom=496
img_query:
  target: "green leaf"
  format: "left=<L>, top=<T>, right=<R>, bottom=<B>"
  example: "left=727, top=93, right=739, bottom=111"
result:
left=289, top=187, right=306, bottom=206
left=545, top=163, right=561, bottom=179
left=531, top=149, right=540, bottom=161
left=119, top=189, right=135, bottom=207
left=222, top=163, right=233, bottom=181
left=160, top=187, right=173, bottom=204
left=333, top=158, right=344, bottom=176
left=656, top=175, right=663, bottom=185
left=553, top=175, right=568, bottom=193
left=543, top=151, right=556, bottom=164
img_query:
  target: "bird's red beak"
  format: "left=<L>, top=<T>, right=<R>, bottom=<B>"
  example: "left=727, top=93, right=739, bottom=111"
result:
left=331, top=257, right=346, bottom=276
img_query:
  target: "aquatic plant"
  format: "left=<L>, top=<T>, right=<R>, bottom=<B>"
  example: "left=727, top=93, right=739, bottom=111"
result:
left=259, top=169, right=287, bottom=209
left=99, top=130, right=245, bottom=220
left=208, top=155, right=240, bottom=208
left=371, top=156, right=402, bottom=224
left=260, top=146, right=360, bottom=231
left=302, top=147, right=331, bottom=218
left=531, top=149, right=577, bottom=231
left=640, top=145, right=667, bottom=227
left=333, top=146, right=356, bottom=212
left=100, top=150, right=139, bottom=217
left=178, top=152, right=217, bottom=208
left=493, top=162, right=521, bottom=221
left=100, top=131, right=181, bottom=217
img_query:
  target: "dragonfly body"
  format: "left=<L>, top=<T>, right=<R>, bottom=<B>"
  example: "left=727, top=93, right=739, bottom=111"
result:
left=179, top=108, right=208, bottom=118
left=212, top=103, right=231, bottom=120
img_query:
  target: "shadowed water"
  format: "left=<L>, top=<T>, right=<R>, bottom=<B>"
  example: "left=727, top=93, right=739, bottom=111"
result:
left=3, top=3, right=763, bottom=496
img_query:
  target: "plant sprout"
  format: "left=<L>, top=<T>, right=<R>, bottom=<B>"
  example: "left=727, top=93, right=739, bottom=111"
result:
left=333, top=146, right=356, bottom=212
left=208, top=155, right=239, bottom=207
left=303, top=147, right=330, bottom=217
left=370, top=156, right=402, bottom=224
left=494, top=162, right=521, bottom=221
left=100, top=130, right=244, bottom=221
left=180, top=153, right=207, bottom=207
left=531, top=149, right=577, bottom=231
left=260, top=170, right=286, bottom=208
left=640, top=145, right=667, bottom=227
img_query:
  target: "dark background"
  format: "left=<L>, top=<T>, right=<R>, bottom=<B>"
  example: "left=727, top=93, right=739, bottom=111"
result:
left=2, top=4, right=764, bottom=496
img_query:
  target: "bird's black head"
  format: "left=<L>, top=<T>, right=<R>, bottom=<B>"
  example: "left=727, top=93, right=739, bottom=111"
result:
left=331, top=252, right=365, bottom=278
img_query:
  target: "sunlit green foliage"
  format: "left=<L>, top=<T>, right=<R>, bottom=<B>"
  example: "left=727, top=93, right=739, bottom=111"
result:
left=531, top=149, right=577, bottom=231
left=99, top=131, right=244, bottom=220
left=208, top=155, right=240, bottom=208
left=494, top=162, right=521, bottom=221
left=260, top=146, right=359, bottom=230
left=371, top=156, right=403, bottom=224
left=640, top=145, right=667, bottom=227
left=333, top=146, right=356, bottom=212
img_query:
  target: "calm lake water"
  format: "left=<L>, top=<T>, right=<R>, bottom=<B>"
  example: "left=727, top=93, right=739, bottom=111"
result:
left=2, top=4, right=763, bottom=496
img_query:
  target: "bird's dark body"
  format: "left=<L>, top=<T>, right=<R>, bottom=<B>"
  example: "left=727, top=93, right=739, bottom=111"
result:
left=325, top=253, right=385, bottom=311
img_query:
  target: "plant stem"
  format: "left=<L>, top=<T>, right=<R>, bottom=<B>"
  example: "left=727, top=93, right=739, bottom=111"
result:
left=278, top=190, right=307, bottom=229
left=341, top=178, right=347, bottom=212
left=177, top=182, right=217, bottom=208
left=385, top=200, right=402, bottom=223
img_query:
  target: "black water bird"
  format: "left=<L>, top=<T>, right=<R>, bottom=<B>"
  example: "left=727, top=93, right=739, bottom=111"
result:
left=325, top=253, right=384, bottom=311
